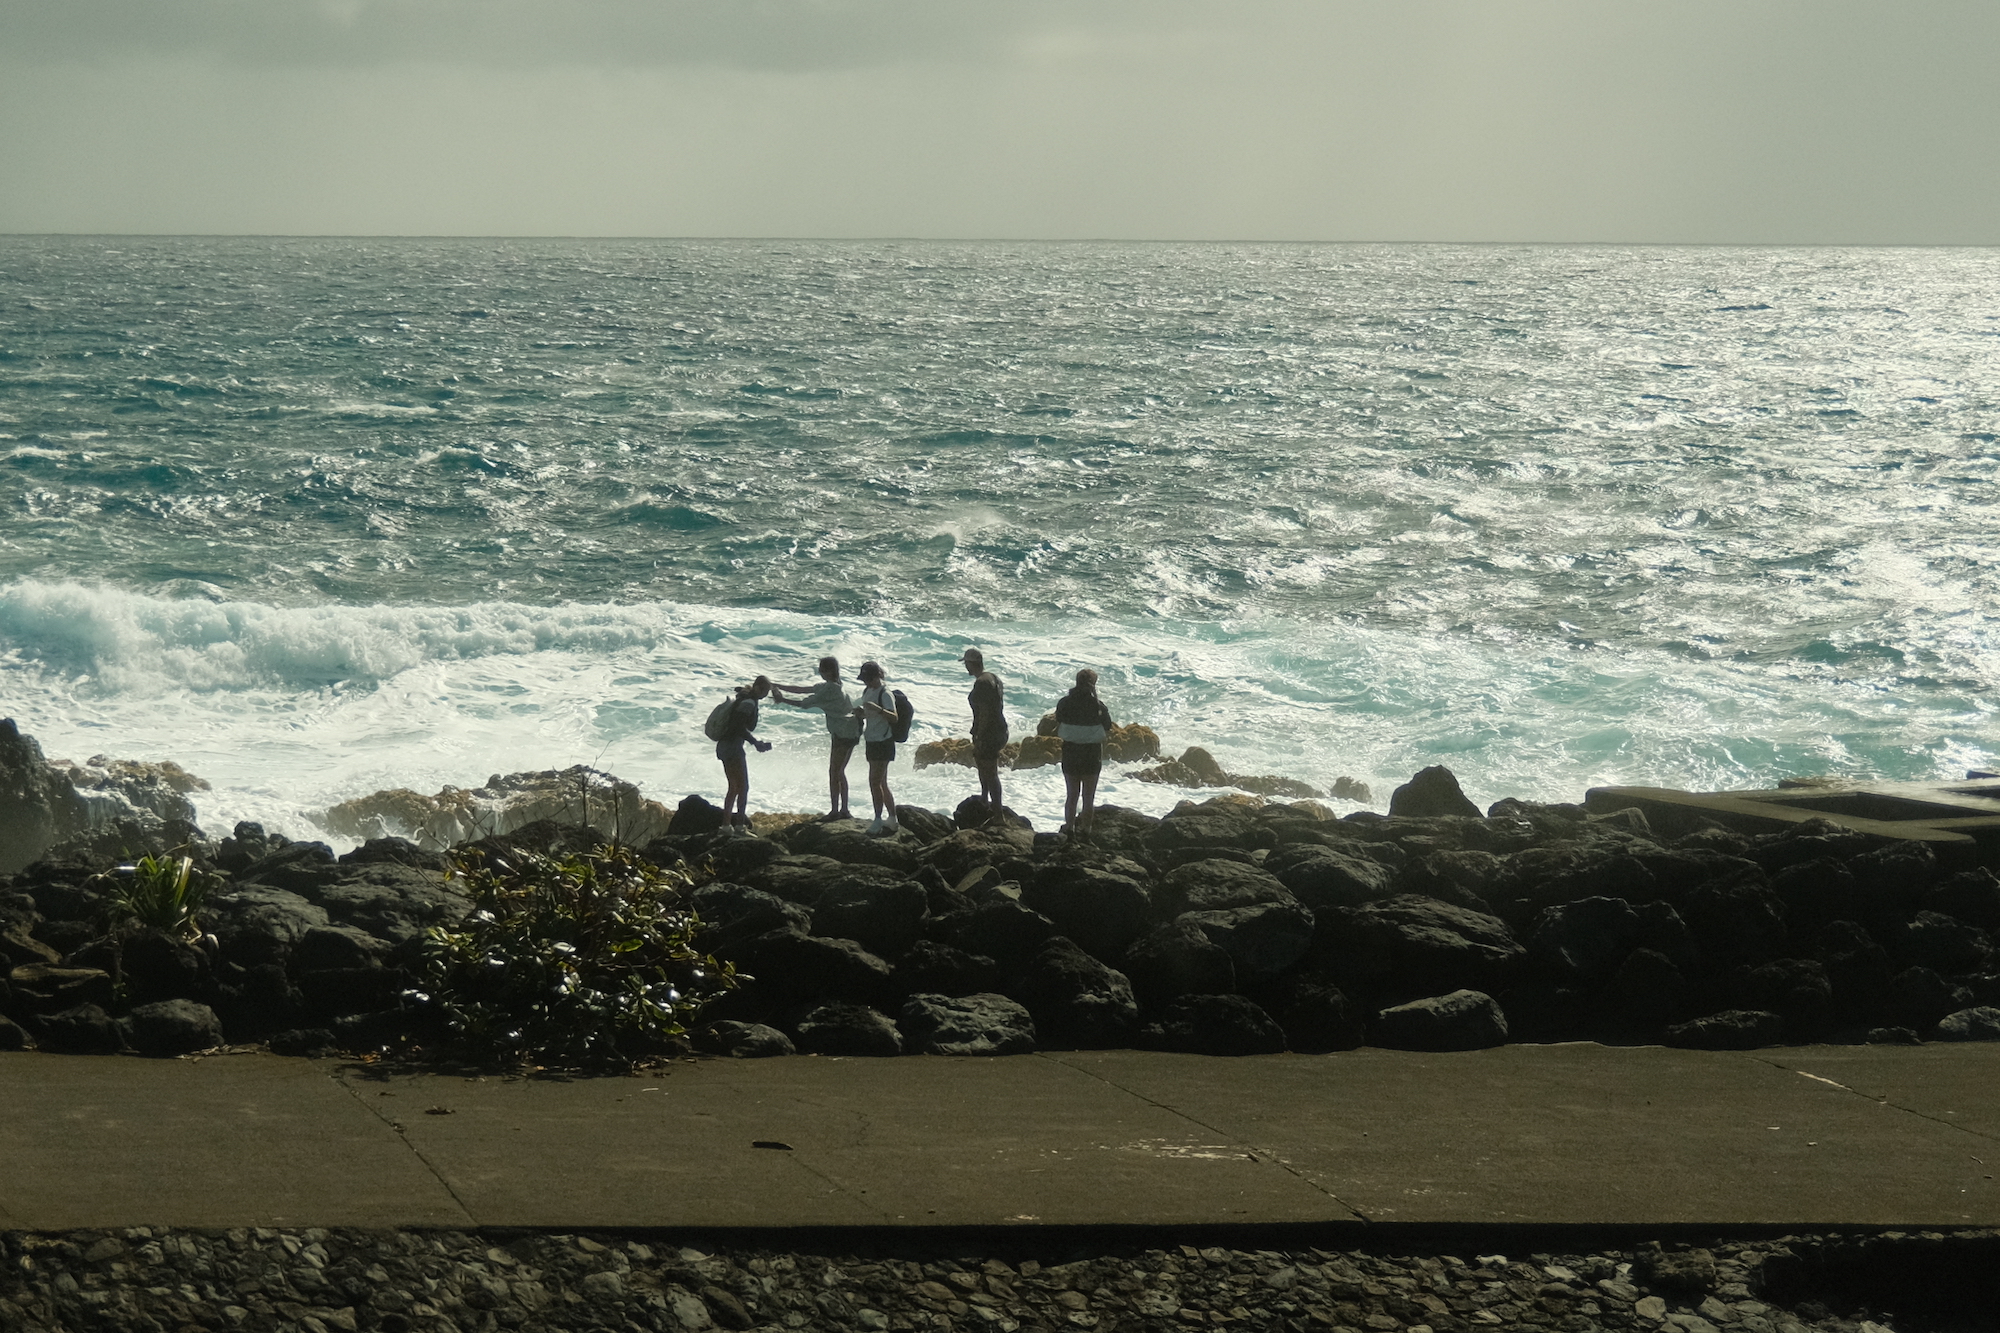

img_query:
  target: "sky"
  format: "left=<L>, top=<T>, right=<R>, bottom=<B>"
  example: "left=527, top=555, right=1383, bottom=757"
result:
left=1, top=0, right=1996, bottom=242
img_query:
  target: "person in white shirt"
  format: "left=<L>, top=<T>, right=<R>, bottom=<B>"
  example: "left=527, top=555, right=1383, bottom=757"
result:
left=856, top=659, right=900, bottom=835
left=1054, top=668, right=1115, bottom=839
left=770, top=656, right=863, bottom=820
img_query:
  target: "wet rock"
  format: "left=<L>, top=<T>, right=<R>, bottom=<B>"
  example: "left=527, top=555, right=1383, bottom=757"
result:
left=121, top=998, right=224, bottom=1056
left=1665, top=1009, right=1785, bottom=1050
left=1888, top=910, right=1992, bottom=975
left=1005, top=937, right=1139, bottom=1048
left=1529, top=896, right=1641, bottom=981
left=1121, top=920, right=1237, bottom=1008
left=891, top=941, right=1001, bottom=998
left=929, top=898, right=1056, bottom=967
left=9, top=962, right=114, bottom=1014
left=206, top=883, right=331, bottom=969
left=1890, top=965, right=1973, bottom=1029
left=891, top=804, right=955, bottom=843
left=1261, top=977, right=1365, bottom=1053
left=1934, top=1006, right=2000, bottom=1041
left=724, top=929, right=895, bottom=1007
left=35, top=1002, right=123, bottom=1054
left=120, top=928, right=210, bottom=1004
left=0, top=719, right=89, bottom=875
left=668, top=792, right=729, bottom=838
left=1155, top=859, right=1293, bottom=918
left=1179, top=900, right=1316, bottom=985
left=1730, top=958, right=1834, bottom=1034
left=1140, top=993, right=1286, bottom=1055
left=899, top=992, right=1036, bottom=1056
left=1370, top=988, right=1509, bottom=1051
left=923, top=826, right=1036, bottom=885
left=1020, top=864, right=1153, bottom=962
left=693, top=1020, right=795, bottom=1058
left=1388, top=766, right=1481, bottom=819
left=810, top=876, right=929, bottom=960
left=1144, top=808, right=1277, bottom=856
left=1267, top=843, right=1399, bottom=911
left=1314, top=894, right=1526, bottom=997
left=794, top=1003, right=904, bottom=1057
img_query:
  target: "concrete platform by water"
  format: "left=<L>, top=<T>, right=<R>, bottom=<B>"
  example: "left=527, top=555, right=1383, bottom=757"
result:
left=3, top=1044, right=1995, bottom=1233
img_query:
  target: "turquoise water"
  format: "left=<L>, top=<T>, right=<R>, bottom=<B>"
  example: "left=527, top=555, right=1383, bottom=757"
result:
left=3, top=238, right=1997, bottom=839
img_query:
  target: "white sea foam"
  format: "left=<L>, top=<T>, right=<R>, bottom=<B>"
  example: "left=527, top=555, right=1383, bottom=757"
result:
left=2, top=579, right=1992, bottom=851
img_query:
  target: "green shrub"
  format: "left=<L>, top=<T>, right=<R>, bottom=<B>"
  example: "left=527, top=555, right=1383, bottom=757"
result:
left=101, top=851, right=211, bottom=943
left=420, top=844, right=736, bottom=1068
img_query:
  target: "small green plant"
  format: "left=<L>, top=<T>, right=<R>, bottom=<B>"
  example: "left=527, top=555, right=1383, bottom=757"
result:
left=420, top=843, right=736, bottom=1068
left=102, top=850, right=211, bottom=943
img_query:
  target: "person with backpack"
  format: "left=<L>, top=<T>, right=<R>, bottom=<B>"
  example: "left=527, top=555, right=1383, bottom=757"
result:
left=1054, top=667, right=1115, bottom=839
left=709, top=675, right=773, bottom=827
left=961, top=647, right=1008, bottom=815
left=856, top=660, right=902, bottom=835
left=769, top=656, right=861, bottom=821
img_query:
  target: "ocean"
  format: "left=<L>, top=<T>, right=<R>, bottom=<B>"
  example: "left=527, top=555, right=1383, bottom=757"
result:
left=2, top=236, right=1996, bottom=844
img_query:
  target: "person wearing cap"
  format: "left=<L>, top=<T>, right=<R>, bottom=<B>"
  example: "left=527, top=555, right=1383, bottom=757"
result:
left=769, top=655, right=861, bottom=820
left=855, top=659, right=900, bottom=834
left=961, top=647, right=1007, bottom=812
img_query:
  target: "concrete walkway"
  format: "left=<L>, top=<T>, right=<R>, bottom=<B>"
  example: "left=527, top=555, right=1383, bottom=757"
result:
left=3, top=1044, right=1996, bottom=1232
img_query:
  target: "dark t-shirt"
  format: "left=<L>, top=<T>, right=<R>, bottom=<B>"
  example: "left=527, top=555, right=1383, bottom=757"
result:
left=968, top=671, right=1006, bottom=742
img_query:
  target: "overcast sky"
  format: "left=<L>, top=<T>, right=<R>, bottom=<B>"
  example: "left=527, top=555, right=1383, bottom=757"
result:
left=2, top=0, right=1995, bottom=242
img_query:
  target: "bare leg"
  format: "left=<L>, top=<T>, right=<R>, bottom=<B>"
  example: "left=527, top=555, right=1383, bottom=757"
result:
left=1079, top=770, right=1100, bottom=833
left=975, top=752, right=1004, bottom=810
left=869, top=759, right=894, bottom=822
left=1063, top=772, right=1081, bottom=831
left=722, top=752, right=750, bottom=823
left=828, top=740, right=855, bottom=816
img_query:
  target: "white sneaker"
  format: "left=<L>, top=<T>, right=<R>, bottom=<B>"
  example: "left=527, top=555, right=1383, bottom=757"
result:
left=883, top=814, right=900, bottom=834
left=866, top=818, right=886, bottom=835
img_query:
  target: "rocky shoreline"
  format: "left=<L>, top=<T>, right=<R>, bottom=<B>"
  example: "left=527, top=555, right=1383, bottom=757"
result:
left=4, top=718, right=2000, bottom=1062
left=2, top=1225, right=1993, bottom=1333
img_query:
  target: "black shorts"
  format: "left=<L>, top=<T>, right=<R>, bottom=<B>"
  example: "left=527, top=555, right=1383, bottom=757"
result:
left=1061, top=741, right=1103, bottom=778
left=715, top=738, right=746, bottom=762
left=972, top=729, right=1009, bottom=761
left=866, top=739, right=897, bottom=764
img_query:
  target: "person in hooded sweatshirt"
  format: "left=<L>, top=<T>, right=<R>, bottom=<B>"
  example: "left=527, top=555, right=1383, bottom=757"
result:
left=1053, top=667, right=1115, bottom=839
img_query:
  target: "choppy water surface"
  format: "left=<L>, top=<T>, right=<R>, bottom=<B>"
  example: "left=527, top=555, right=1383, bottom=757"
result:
left=2, top=238, right=1996, bottom=839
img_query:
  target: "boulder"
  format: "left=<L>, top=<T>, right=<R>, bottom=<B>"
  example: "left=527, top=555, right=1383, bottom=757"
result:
left=899, top=992, right=1037, bottom=1056
left=9, top=963, right=114, bottom=1014
left=1179, top=901, right=1316, bottom=986
left=1387, top=767, right=1480, bottom=820
left=121, top=928, right=210, bottom=1004
left=1005, top=937, right=1139, bottom=1049
left=1140, top=994, right=1286, bottom=1056
left=337, top=836, right=447, bottom=871
left=694, top=1020, right=795, bottom=1058
left=1079, top=804, right=1162, bottom=857
left=0, top=926, right=60, bottom=970
left=1664, top=1009, right=1785, bottom=1050
left=725, top=929, right=896, bottom=1007
left=1730, top=958, right=1834, bottom=1033
left=1600, top=947, right=1685, bottom=1026
left=1888, top=911, right=1992, bottom=975
left=1928, top=868, right=2000, bottom=931
left=1680, top=874, right=1788, bottom=968
left=1631, top=900, right=1701, bottom=974
left=1121, top=921, right=1237, bottom=1009
left=923, top=827, right=1036, bottom=885
left=35, top=1002, right=123, bottom=1054
left=267, top=1027, right=338, bottom=1057
left=691, top=884, right=812, bottom=953
left=1890, top=966, right=1972, bottom=1030
left=1935, top=1006, right=2000, bottom=1042
left=1156, top=860, right=1293, bottom=919
left=1771, top=858, right=1863, bottom=933
left=213, top=963, right=302, bottom=1042
left=810, top=875, right=929, bottom=960
left=290, top=864, right=471, bottom=956
left=702, top=836, right=787, bottom=883
left=743, top=855, right=846, bottom=907
left=930, top=899, right=1057, bottom=967
left=793, top=1003, right=904, bottom=1057
left=1528, top=897, right=1641, bottom=982
left=121, top=999, right=224, bottom=1056
left=667, top=793, right=729, bottom=838
left=1020, top=865, right=1153, bottom=962
left=892, top=942, right=1001, bottom=999
left=0, top=1015, right=28, bottom=1050
left=1370, top=989, right=1509, bottom=1051
left=289, top=925, right=390, bottom=975
left=1314, top=895, right=1525, bottom=998
left=892, top=804, right=955, bottom=844
left=783, top=819, right=921, bottom=875
left=207, top=885, right=331, bottom=969
left=1144, top=811, right=1275, bottom=857
left=1268, top=845, right=1398, bottom=912
left=0, top=720, right=89, bottom=875
left=1262, top=978, right=1365, bottom=1053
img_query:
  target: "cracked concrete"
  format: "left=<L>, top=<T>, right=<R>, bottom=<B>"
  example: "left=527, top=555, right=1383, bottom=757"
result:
left=4, top=1044, right=1997, bottom=1231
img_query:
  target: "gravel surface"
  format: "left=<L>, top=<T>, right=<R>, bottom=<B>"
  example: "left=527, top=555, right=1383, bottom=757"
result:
left=3, top=1227, right=1990, bottom=1333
